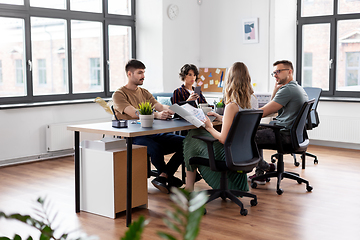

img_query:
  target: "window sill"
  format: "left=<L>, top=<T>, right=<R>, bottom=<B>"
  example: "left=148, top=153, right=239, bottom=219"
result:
left=0, top=98, right=112, bottom=110
left=320, top=97, right=360, bottom=103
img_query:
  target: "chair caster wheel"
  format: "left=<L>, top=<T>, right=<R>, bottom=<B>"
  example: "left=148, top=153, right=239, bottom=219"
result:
left=251, top=182, right=257, bottom=189
left=297, top=180, right=302, bottom=184
left=307, top=185, right=313, bottom=192
left=240, top=208, right=248, bottom=216
left=266, top=178, right=271, bottom=182
left=276, top=188, right=284, bottom=195
left=221, top=196, right=226, bottom=201
left=203, top=208, right=207, bottom=215
left=271, top=158, right=276, bottom=163
left=294, top=162, right=300, bottom=167
left=314, top=159, right=318, bottom=164
left=250, top=199, right=257, bottom=206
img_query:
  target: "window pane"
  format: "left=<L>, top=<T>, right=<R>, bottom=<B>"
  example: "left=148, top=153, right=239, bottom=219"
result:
left=31, top=17, right=68, bottom=96
left=108, top=0, right=131, bottom=15
left=71, top=20, right=103, bottom=93
left=302, top=24, right=331, bottom=90
left=0, top=17, right=26, bottom=97
left=301, top=0, right=333, bottom=17
left=70, top=0, right=102, bottom=13
left=337, top=19, right=360, bottom=91
left=0, top=0, right=23, bottom=5
left=0, top=61, right=2, bottom=84
left=108, top=25, right=131, bottom=92
left=30, top=0, right=66, bottom=9
left=338, top=0, right=360, bottom=14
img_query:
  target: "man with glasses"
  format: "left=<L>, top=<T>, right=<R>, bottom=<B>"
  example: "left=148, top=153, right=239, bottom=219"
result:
left=248, top=60, right=308, bottom=184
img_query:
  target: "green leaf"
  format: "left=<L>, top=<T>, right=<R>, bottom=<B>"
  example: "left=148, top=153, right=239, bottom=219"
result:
left=120, top=215, right=148, bottom=240
left=26, top=237, right=33, bottom=240
left=39, top=233, right=51, bottom=240
left=0, top=237, right=12, bottom=240
left=162, top=218, right=181, bottom=234
left=157, top=232, right=177, bottom=240
left=13, top=235, right=22, bottom=240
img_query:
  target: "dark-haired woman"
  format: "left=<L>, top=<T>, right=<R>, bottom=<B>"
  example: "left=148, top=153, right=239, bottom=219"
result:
left=172, top=64, right=207, bottom=105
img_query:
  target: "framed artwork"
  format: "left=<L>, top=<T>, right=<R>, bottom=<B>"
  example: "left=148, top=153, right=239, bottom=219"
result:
left=242, top=18, right=259, bottom=43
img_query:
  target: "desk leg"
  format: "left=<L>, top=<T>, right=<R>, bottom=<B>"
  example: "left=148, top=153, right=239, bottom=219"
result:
left=75, top=131, right=80, bottom=213
left=126, top=137, right=132, bottom=227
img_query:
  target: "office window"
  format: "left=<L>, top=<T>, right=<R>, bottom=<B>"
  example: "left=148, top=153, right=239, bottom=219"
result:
left=90, top=58, right=101, bottom=86
left=297, top=0, right=360, bottom=98
left=71, top=20, right=103, bottom=93
left=15, top=60, right=24, bottom=84
left=303, top=52, right=313, bottom=87
left=0, top=60, right=2, bottom=84
left=38, top=59, right=47, bottom=85
left=0, top=0, right=135, bottom=105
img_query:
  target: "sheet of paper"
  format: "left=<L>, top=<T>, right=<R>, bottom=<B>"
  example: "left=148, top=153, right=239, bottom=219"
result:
left=181, top=104, right=206, bottom=121
left=215, top=80, right=219, bottom=85
left=209, top=80, right=214, bottom=85
left=204, top=84, right=208, bottom=89
left=200, top=75, right=205, bottom=81
left=204, top=68, right=208, bottom=72
left=197, top=81, right=203, bottom=86
left=215, top=68, right=221, bottom=74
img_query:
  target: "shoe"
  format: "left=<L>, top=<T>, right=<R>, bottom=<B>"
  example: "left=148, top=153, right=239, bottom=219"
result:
left=267, top=163, right=276, bottom=172
left=168, top=176, right=183, bottom=188
left=151, top=176, right=169, bottom=194
left=247, top=173, right=266, bottom=185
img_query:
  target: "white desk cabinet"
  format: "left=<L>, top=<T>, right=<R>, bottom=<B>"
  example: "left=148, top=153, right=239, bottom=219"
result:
left=80, top=145, right=148, bottom=218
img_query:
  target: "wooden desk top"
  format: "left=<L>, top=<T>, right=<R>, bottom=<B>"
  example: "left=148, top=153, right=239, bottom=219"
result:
left=68, top=119, right=221, bottom=138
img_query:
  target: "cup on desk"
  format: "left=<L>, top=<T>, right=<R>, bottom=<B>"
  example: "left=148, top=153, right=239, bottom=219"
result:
left=201, top=107, right=212, bottom=115
left=198, top=103, right=208, bottom=109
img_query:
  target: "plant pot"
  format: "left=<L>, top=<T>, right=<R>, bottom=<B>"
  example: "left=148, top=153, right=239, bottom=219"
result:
left=139, top=114, right=154, bottom=128
left=215, top=107, right=224, bottom=115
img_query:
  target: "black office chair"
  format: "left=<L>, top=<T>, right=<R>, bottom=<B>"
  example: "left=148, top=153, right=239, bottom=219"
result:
left=271, top=87, right=321, bottom=169
left=189, top=110, right=263, bottom=216
left=251, top=99, right=314, bottom=195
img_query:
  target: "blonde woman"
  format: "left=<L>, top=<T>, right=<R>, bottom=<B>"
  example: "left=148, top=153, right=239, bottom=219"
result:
left=184, top=62, right=258, bottom=192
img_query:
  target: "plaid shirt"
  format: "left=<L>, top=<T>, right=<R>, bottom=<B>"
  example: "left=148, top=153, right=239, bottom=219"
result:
left=172, top=84, right=207, bottom=104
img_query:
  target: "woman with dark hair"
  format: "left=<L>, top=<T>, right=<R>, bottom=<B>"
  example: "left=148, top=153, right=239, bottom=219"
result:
left=183, top=62, right=259, bottom=192
left=172, top=64, right=207, bottom=105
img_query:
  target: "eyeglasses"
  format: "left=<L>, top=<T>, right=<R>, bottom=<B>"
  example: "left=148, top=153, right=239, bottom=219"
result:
left=271, top=69, right=289, bottom=77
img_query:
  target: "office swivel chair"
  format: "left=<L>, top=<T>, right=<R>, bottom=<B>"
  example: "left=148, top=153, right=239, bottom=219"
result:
left=251, top=99, right=314, bottom=195
left=189, top=110, right=263, bottom=216
left=270, top=87, right=321, bottom=169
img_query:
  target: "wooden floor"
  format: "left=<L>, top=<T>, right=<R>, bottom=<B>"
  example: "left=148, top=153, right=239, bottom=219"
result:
left=1, top=145, right=360, bottom=240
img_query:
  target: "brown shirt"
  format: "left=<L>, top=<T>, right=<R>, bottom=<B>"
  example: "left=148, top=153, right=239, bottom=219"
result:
left=112, top=86, right=158, bottom=120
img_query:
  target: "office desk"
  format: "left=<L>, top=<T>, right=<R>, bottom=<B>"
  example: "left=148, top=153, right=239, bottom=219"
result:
left=68, top=119, right=210, bottom=226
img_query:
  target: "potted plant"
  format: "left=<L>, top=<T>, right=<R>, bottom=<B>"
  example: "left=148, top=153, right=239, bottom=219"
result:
left=138, top=101, right=154, bottom=128
left=214, top=99, right=225, bottom=115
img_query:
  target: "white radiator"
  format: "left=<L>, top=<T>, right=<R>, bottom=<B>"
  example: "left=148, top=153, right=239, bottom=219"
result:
left=308, top=115, right=360, bottom=144
left=46, top=118, right=110, bottom=152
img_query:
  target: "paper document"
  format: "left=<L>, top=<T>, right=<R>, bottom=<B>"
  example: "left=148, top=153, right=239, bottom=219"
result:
left=170, top=103, right=206, bottom=128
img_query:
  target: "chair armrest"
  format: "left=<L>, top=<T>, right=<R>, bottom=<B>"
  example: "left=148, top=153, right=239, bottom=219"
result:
left=191, top=135, right=219, bottom=171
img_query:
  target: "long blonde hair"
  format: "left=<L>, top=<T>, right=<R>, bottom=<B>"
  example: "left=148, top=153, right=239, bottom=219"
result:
left=224, top=62, right=254, bottom=109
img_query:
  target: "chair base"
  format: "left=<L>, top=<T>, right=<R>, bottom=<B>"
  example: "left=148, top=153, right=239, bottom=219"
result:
left=251, top=155, right=313, bottom=195
left=271, top=152, right=319, bottom=169
left=205, top=188, right=257, bottom=216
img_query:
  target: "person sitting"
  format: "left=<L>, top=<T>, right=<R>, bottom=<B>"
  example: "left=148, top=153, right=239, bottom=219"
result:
left=183, top=62, right=258, bottom=192
left=172, top=64, right=207, bottom=105
left=112, top=59, right=185, bottom=194
left=248, top=60, right=308, bottom=185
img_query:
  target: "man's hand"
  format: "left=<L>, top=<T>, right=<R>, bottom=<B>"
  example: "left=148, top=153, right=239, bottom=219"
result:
left=154, top=109, right=173, bottom=120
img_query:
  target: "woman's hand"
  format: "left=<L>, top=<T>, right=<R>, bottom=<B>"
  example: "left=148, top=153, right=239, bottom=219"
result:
left=207, top=111, right=222, bottom=122
left=187, top=92, right=199, bottom=101
left=202, top=116, right=213, bottom=130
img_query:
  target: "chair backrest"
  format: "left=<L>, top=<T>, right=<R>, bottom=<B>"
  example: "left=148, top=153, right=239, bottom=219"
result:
left=224, top=110, right=263, bottom=173
left=303, top=87, right=322, bottom=128
left=290, top=99, right=315, bottom=152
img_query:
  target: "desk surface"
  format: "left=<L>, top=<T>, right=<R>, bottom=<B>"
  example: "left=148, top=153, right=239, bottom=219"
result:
left=67, top=119, right=215, bottom=137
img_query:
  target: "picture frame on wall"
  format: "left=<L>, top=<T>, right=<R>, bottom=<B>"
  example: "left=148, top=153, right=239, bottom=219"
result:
left=242, top=18, right=259, bottom=44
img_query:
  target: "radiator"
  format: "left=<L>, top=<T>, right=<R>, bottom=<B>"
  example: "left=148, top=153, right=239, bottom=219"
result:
left=46, top=118, right=110, bottom=152
left=308, top=115, right=360, bottom=144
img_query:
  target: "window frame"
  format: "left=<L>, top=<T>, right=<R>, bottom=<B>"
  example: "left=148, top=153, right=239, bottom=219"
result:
left=0, top=0, right=136, bottom=106
left=297, top=0, right=360, bottom=99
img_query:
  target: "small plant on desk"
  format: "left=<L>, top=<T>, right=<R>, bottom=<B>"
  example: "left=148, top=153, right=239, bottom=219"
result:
left=137, top=101, right=154, bottom=128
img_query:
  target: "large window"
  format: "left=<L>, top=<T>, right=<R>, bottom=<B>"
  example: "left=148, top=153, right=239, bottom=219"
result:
left=297, top=0, right=360, bottom=98
left=0, top=0, right=134, bottom=106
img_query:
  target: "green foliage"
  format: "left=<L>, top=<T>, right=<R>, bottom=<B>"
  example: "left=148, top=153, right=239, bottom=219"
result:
left=214, top=99, right=224, bottom=108
left=157, top=188, right=208, bottom=240
left=0, top=197, right=95, bottom=240
left=120, top=216, right=149, bottom=240
left=137, top=101, right=154, bottom=115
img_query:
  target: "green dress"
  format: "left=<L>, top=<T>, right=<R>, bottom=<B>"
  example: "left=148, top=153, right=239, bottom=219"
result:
left=183, top=128, right=249, bottom=191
